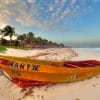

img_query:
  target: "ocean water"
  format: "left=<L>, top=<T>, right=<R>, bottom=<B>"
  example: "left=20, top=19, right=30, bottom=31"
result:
left=76, top=48, right=100, bottom=56
left=65, top=43, right=100, bottom=48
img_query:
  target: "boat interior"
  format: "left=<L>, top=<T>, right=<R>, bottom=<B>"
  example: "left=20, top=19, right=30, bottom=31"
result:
left=64, top=60, right=100, bottom=68
left=0, top=56, right=100, bottom=68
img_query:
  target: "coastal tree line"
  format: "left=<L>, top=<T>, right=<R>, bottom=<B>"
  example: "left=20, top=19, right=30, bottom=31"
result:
left=0, top=25, right=64, bottom=48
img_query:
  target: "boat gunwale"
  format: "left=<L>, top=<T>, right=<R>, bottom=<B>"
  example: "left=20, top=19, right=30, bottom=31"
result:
left=0, top=55, right=64, bottom=66
left=0, top=55, right=100, bottom=73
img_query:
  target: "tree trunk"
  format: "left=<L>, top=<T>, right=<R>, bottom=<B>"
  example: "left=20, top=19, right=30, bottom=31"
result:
left=10, top=36, right=12, bottom=46
left=0, top=40, right=1, bottom=46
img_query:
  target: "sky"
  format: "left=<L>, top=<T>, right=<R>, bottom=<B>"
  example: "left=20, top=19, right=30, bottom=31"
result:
left=0, top=0, right=100, bottom=47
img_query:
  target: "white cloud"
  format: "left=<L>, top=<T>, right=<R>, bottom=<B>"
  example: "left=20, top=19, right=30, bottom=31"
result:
left=0, top=0, right=40, bottom=27
left=0, top=23, right=8, bottom=29
left=3, top=36, right=17, bottom=40
left=48, top=5, right=54, bottom=11
left=63, top=8, right=71, bottom=15
left=27, top=0, right=35, bottom=4
left=0, top=0, right=97, bottom=30
left=55, top=0, right=59, bottom=4
left=71, top=0, right=76, bottom=4
left=16, top=15, right=39, bottom=26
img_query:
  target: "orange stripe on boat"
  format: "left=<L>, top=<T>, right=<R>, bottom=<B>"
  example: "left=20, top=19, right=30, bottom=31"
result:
left=0, top=56, right=100, bottom=88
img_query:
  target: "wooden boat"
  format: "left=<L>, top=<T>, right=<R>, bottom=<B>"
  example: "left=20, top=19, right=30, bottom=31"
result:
left=0, top=55, right=100, bottom=88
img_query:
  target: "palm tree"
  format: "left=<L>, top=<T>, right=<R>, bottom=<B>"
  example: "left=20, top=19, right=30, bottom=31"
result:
left=35, top=37, right=43, bottom=45
left=27, top=32, right=35, bottom=38
left=18, top=34, right=26, bottom=41
left=1, top=25, right=15, bottom=46
left=26, top=32, right=35, bottom=47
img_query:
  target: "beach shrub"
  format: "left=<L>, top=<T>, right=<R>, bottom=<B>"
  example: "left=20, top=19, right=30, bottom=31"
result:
left=0, top=46, right=7, bottom=53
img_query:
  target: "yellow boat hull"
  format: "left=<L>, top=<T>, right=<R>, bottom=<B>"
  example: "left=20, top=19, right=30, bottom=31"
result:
left=0, top=56, right=100, bottom=87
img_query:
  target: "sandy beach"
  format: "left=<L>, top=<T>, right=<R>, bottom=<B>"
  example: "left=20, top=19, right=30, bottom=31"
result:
left=0, top=48, right=77, bottom=61
left=0, top=48, right=100, bottom=100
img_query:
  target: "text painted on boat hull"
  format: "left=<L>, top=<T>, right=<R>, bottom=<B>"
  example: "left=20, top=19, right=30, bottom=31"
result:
left=8, top=60, right=40, bottom=71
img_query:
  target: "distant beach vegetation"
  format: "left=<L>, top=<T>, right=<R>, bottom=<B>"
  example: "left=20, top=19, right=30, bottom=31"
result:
left=0, top=25, right=64, bottom=50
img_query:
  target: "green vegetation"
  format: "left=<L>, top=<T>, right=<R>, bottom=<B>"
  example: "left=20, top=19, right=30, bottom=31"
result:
left=0, top=46, right=27, bottom=53
left=0, top=25, right=65, bottom=49
left=0, top=25, right=15, bottom=46
left=0, top=46, right=7, bottom=53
